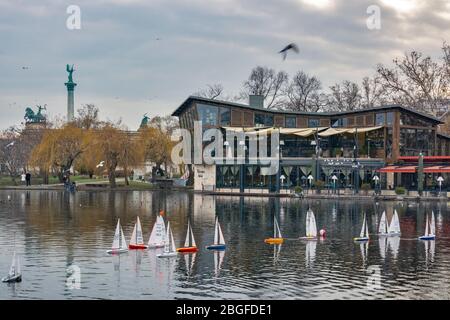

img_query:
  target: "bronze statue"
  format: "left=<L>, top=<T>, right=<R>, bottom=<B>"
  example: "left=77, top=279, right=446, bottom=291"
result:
left=66, top=64, right=74, bottom=83
left=24, top=105, right=46, bottom=123
left=140, top=113, right=150, bottom=127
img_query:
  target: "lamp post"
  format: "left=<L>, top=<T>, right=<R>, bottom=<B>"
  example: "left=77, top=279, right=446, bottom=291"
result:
left=307, top=174, right=314, bottom=194
left=239, top=140, right=246, bottom=193
left=373, top=175, right=380, bottom=195
left=311, top=129, right=320, bottom=182
left=331, top=174, right=338, bottom=194
left=276, top=139, right=284, bottom=193
left=367, top=138, right=371, bottom=158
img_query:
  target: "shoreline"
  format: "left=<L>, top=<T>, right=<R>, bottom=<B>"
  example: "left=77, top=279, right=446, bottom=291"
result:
left=1, top=185, right=448, bottom=201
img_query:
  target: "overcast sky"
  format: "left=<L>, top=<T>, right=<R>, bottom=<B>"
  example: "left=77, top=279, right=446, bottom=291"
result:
left=1, top=0, right=450, bottom=130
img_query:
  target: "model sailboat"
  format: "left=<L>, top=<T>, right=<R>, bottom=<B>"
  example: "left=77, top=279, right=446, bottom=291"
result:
left=129, top=217, right=148, bottom=249
left=265, top=216, right=283, bottom=244
left=419, top=211, right=436, bottom=240
left=206, top=217, right=226, bottom=250
left=300, top=209, right=318, bottom=240
left=177, top=220, right=198, bottom=253
left=354, top=213, right=369, bottom=242
left=2, top=251, right=21, bottom=283
left=157, top=221, right=177, bottom=258
left=107, top=219, right=129, bottom=254
left=387, top=210, right=401, bottom=236
left=378, top=211, right=388, bottom=236
left=148, top=214, right=166, bottom=248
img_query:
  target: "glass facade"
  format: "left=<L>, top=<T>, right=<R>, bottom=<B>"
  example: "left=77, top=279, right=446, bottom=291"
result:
left=308, top=119, right=320, bottom=128
left=375, top=113, right=385, bottom=126
left=255, top=113, right=274, bottom=127
left=219, top=107, right=231, bottom=126
left=285, top=116, right=297, bottom=128
left=331, top=118, right=348, bottom=128
left=386, top=112, right=394, bottom=126
left=197, top=104, right=218, bottom=126
left=400, top=128, right=435, bottom=156
left=400, top=113, right=432, bottom=127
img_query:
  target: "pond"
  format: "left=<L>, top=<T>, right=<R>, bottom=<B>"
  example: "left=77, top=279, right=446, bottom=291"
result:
left=0, top=190, right=449, bottom=299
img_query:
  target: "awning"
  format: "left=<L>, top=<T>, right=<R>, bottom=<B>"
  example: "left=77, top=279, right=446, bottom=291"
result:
left=318, top=126, right=383, bottom=137
left=378, top=166, right=417, bottom=173
left=424, top=166, right=450, bottom=173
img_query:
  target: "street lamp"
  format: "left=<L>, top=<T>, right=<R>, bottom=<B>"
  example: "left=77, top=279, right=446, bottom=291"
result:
left=437, top=176, right=444, bottom=195
left=367, top=138, right=371, bottom=158
left=372, top=174, right=380, bottom=195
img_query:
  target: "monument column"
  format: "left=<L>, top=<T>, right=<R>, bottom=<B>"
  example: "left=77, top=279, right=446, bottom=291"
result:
left=64, top=64, right=76, bottom=122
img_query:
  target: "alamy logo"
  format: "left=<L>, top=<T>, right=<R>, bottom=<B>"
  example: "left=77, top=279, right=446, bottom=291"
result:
left=366, top=5, right=381, bottom=30
left=66, top=264, right=81, bottom=289
left=366, top=265, right=382, bottom=290
left=66, top=5, right=81, bottom=30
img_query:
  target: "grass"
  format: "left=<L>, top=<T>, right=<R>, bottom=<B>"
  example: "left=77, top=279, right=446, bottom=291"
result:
left=0, top=175, right=59, bottom=186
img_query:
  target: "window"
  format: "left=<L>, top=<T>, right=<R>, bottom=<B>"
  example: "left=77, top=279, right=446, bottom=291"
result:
left=400, top=113, right=432, bottom=127
left=375, top=113, right=385, bottom=126
left=285, top=116, right=296, bottom=128
left=255, top=113, right=274, bottom=127
left=331, top=118, right=348, bottom=128
left=219, top=107, right=230, bottom=126
left=386, top=112, right=394, bottom=126
left=197, top=104, right=218, bottom=126
left=308, top=119, right=320, bottom=128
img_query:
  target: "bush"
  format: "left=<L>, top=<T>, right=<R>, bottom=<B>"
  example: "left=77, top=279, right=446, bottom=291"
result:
left=361, top=183, right=371, bottom=192
left=395, top=187, right=406, bottom=195
left=294, top=186, right=303, bottom=194
left=314, top=180, right=325, bottom=190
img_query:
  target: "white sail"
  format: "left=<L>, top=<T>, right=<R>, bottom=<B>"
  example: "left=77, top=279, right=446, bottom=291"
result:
left=388, top=210, right=401, bottom=234
left=365, top=217, right=369, bottom=239
left=164, top=222, right=171, bottom=253
left=130, top=217, right=144, bottom=245
left=214, top=218, right=219, bottom=245
left=379, top=211, right=388, bottom=234
left=217, top=220, right=225, bottom=245
left=306, top=209, right=317, bottom=237
left=148, top=215, right=166, bottom=246
left=430, top=211, right=436, bottom=236
left=8, top=252, right=17, bottom=277
left=169, top=224, right=176, bottom=252
left=112, top=219, right=121, bottom=249
left=120, top=226, right=127, bottom=250
left=360, top=214, right=367, bottom=238
left=424, top=213, right=429, bottom=236
left=183, top=221, right=196, bottom=247
left=190, top=224, right=196, bottom=247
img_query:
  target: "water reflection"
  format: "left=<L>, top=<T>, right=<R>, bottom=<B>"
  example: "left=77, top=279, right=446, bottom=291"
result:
left=1, top=190, right=450, bottom=299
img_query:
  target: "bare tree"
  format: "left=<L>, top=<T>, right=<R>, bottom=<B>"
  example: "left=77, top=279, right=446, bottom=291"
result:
left=361, top=76, right=387, bottom=108
left=377, top=48, right=449, bottom=115
left=284, top=71, right=325, bottom=112
left=194, top=84, right=225, bottom=100
left=242, top=66, right=288, bottom=109
left=75, top=104, right=100, bottom=129
left=327, top=80, right=362, bottom=111
left=0, top=127, right=28, bottom=185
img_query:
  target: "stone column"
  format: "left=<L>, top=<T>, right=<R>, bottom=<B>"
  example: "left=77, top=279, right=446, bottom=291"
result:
left=65, top=81, right=77, bottom=122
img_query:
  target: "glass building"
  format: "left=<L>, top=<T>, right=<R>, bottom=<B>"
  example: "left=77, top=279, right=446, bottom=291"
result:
left=172, top=95, right=450, bottom=193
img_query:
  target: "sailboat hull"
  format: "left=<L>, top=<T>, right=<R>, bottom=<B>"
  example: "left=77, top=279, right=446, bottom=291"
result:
left=2, top=274, right=22, bottom=283
left=264, top=238, right=284, bottom=244
left=106, top=248, right=128, bottom=255
left=354, top=237, right=369, bottom=242
left=177, top=246, right=198, bottom=253
left=157, top=252, right=177, bottom=258
left=129, top=244, right=148, bottom=250
left=419, top=235, right=435, bottom=241
left=206, top=244, right=226, bottom=250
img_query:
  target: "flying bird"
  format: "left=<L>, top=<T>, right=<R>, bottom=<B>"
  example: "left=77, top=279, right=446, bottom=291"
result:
left=22, top=66, right=30, bottom=70
left=6, top=141, right=15, bottom=148
left=96, top=161, right=105, bottom=168
left=279, top=43, right=299, bottom=60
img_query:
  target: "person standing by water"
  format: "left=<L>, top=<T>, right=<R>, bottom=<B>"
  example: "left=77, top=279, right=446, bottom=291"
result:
left=25, top=172, right=31, bottom=186
left=21, top=172, right=26, bottom=186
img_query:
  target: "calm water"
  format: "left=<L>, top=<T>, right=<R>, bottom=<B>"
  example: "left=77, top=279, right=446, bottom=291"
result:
left=1, top=190, right=450, bottom=300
